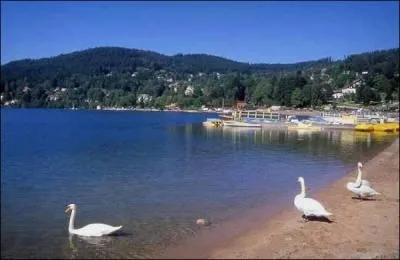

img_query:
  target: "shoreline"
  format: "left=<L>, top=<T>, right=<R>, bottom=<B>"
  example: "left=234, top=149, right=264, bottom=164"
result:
left=159, top=138, right=399, bottom=259
left=209, top=138, right=399, bottom=259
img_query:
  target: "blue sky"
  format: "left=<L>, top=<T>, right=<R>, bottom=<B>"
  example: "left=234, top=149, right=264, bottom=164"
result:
left=1, top=1, right=399, bottom=65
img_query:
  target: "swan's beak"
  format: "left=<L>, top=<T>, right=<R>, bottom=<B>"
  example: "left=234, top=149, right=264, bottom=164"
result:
left=65, top=207, right=71, bottom=213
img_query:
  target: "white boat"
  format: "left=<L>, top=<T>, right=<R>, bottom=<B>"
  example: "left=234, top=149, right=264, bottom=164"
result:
left=223, top=120, right=262, bottom=128
left=203, top=118, right=223, bottom=127
left=287, top=121, right=322, bottom=131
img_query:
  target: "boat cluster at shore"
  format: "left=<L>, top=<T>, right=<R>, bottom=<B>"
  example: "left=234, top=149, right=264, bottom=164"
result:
left=203, top=109, right=400, bottom=133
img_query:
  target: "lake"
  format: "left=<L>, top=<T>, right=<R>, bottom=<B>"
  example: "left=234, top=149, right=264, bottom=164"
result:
left=1, top=108, right=397, bottom=259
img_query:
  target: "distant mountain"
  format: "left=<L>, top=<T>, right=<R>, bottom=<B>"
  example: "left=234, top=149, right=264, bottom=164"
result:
left=0, top=46, right=334, bottom=81
left=0, top=46, right=398, bottom=110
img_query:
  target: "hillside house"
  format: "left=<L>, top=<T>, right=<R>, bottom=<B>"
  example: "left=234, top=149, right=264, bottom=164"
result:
left=184, top=86, right=194, bottom=96
left=333, top=92, right=344, bottom=99
left=341, top=87, right=357, bottom=94
left=270, top=105, right=282, bottom=111
left=137, top=94, right=153, bottom=104
left=236, top=100, right=247, bottom=110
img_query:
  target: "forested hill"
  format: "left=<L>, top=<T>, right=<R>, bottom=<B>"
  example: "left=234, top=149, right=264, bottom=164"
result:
left=1, top=47, right=333, bottom=79
left=0, top=47, right=398, bottom=110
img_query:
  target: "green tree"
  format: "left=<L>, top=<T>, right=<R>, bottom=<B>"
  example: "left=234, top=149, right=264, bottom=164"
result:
left=291, top=88, right=304, bottom=107
left=373, top=74, right=391, bottom=103
left=118, top=93, right=136, bottom=107
left=31, top=87, right=47, bottom=107
left=87, top=88, right=105, bottom=102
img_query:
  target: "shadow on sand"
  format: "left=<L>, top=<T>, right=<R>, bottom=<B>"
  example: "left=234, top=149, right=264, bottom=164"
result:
left=302, top=214, right=334, bottom=223
left=351, top=196, right=381, bottom=201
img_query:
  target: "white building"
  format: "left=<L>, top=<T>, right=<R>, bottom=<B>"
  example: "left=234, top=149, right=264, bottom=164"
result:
left=333, top=93, right=344, bottom=99
left=341, top=87, right=357, bottom=94
left=184, top=86, right=194, bottom=96
left=137, top=94, right=153, bottom=104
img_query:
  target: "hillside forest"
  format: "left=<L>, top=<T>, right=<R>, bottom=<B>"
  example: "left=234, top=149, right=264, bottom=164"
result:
left=1, top=47, right=399, bottom=110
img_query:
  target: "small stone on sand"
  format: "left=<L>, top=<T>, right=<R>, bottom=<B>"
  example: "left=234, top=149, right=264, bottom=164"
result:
left=196, top=218, right=210, bottom=226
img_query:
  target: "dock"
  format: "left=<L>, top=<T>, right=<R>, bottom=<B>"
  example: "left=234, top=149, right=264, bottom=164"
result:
left=233, top=110, right=283, bottom=121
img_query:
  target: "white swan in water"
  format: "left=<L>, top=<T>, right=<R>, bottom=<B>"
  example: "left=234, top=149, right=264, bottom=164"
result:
left=65, top=204, right=122, bottom=237
left=294, top=177, right=333, bottom=220
left=346, top=162, right=380, bottom=198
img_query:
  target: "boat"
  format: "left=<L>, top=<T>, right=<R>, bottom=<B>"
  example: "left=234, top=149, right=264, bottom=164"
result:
left=223, top=120, right=262, bottom=128
left=354, top=123, right=374, bottom=132
left=355, top=122, right=399, bottom=132
left=386, top=122, right=400, bottom=132
left=372, top=123, right=398, bottom=132
left=287, top=122, right=323, bottom=131
left=219, top=114, right=234, bottom=120
left=202, top=118, right=223, bottom=127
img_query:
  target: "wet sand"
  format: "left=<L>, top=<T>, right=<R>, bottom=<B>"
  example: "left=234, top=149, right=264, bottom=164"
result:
left=208, top=138, right=399, bottom=259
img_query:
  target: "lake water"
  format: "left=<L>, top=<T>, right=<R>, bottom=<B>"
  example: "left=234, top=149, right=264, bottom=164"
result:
left=1, top=109, right=397, bottom=259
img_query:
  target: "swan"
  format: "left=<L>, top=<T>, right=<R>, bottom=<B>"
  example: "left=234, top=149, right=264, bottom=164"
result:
left=354, top=162, right=371, bottom=187
left=346, top=162, right=380, bottom=198
left=294, top=177, right=332, bottom=220
left=65, top=204, right=122, bottom=237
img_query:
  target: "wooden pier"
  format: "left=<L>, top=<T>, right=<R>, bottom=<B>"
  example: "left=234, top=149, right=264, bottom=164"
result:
left=233, top=110, right=283, bottom=121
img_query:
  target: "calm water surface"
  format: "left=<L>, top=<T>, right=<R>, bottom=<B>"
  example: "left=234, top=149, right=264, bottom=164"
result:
left=1, top=109, right=397, bottom=258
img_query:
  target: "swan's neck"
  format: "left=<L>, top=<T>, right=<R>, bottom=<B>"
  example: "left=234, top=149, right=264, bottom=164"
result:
left=68, top=209, right=76, bottom=232
left=355, top=167, right=362, bottom=185
left=299, top=180, right=306, bottom=197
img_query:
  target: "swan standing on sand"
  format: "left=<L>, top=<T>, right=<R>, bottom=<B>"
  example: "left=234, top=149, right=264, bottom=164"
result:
left=346, top=162, right=380, bottom=198
left=355, top=162, right=371, bottom=187
left=65, top=204, right=122, bottom=237
left=294, top=177, right=333, bottom=220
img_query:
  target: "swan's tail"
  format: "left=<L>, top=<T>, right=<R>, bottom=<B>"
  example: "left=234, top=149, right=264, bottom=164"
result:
left=325, top=212, right=333, bottom=216
left=115, top=225, right=123, bottom=231
left=110, top=226, right=123, bottom=234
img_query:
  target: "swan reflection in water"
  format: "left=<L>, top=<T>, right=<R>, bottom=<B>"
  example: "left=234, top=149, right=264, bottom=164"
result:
left=68, top=230, right=131, bottom=250
left=68, top=234, right=114, bottom=258
left=69, top=234, right=113, bottom=247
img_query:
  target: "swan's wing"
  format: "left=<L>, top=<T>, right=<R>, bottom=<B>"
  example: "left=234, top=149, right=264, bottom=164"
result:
left=76, top=223, right=121, bottom=236
left=358, top=185, right=380, bottom=196
left=301, top=198, right=331, bottom=216
left=100, top=225, right=122, bottom=235
left=353, top=179, right=371, bottom=188
left=361, top=180, right=371, bottom=187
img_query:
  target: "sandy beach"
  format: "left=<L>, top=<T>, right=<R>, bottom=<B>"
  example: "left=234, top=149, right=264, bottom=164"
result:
left=158, top=138, right=399, bottom=259
left=208, top=138, right=399, bottom=259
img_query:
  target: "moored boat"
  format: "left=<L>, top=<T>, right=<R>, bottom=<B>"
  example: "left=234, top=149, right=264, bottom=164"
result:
left=203, top=118, right=223, bottom=127
left=287, top=122, right=322, bottom=131
left=372, top=123, right=398, bottom=132
left=355, top=123, right=374, bottom=132
left=223, top=120, right=262, bottom=128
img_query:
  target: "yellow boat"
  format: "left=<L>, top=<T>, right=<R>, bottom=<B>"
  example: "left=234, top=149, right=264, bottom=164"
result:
left=355, top=121, right=399, bottom=132
left=385, top=122, right=399, bottom=132
left=372, top=123, right=398, bottom=132
left=354, top=123, right=374, bottom=132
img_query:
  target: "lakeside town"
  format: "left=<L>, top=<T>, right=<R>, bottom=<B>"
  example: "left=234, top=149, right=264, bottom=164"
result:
left=2, top=1, right=399, bottom=259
